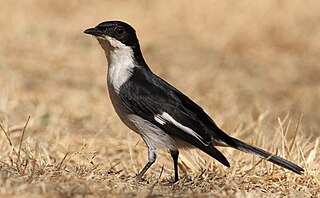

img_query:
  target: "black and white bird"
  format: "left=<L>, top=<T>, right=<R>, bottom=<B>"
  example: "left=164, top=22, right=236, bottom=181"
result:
left=84, top=21, right=304, bottom=182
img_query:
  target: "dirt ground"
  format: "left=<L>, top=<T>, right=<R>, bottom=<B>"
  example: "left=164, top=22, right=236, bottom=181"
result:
left=0, top=0, right=319, bottom=197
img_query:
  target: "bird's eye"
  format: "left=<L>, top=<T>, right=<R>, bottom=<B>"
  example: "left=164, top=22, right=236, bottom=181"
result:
left=115, top=27, right=124, bottom=35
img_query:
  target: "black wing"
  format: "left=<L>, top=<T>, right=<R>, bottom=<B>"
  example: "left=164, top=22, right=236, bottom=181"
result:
left=119, top=68, right=236, bottom=166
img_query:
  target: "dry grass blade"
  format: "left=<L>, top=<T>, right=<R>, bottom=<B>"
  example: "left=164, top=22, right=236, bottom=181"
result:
left=241, top=155, right=274, bottom=178
left=289, top=114, right=303, bottom=155
left=306, top=138, right=319, bottom=166
left=17, top=116, right=31, bottom=165
left=154, top=165, right=164, bottom=186
left=297, top=143, right=308, bottom=174
left=57, top=152, right=69, bottom=170
left=0, top=122, right=14, bottom=148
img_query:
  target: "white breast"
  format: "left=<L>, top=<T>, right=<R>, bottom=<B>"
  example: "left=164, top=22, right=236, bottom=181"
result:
left=105, top=36, right=136, bottom=93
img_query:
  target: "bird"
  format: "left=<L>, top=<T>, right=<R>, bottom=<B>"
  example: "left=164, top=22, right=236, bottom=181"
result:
left=84, top=20, right=304, bottom=182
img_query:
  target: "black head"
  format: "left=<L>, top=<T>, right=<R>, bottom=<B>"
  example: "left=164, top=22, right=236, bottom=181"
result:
left=84, top=21, right=139, bottom=47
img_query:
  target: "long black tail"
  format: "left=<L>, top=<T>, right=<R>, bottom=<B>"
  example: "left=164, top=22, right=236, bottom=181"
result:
left=230, top=137, right=304, bottom=174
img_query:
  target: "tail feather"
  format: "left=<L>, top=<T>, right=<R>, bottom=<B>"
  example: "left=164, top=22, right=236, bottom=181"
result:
left=202, top=144, right=230, bottom=168
left=230, top=137, right=304, bottom=175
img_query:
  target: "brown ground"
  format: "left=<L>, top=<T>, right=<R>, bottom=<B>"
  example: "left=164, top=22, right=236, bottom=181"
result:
left=0, top=0, right=319, bottom=197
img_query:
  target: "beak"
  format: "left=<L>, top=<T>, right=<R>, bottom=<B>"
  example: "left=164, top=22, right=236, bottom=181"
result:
left=84, top=27, right=104, bottom=36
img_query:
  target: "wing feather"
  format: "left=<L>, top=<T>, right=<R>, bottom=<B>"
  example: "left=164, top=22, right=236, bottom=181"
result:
left=119, top=69, right=236, bottom=147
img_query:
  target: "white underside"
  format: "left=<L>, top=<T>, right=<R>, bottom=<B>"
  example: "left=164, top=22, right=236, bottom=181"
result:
left=128, top=114, right=177, bottom=150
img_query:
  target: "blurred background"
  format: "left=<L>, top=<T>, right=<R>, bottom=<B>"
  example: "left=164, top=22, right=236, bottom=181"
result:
left=0, top=0, right=319, bottom=193
left=1, top=0, right=319, bottom=137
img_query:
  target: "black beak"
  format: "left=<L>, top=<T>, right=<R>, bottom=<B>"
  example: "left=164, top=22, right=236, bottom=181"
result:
left=84, top=27, right=104, bottom=36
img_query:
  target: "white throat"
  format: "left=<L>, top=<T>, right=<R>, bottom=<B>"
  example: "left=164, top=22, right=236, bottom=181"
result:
left=100, top=36, right=136, bottom=94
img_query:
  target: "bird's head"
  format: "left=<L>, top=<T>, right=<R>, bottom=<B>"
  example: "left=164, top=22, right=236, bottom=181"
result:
left=85, top=20, right=148, bottom=69
left=84, top=21, right=139, bottom=52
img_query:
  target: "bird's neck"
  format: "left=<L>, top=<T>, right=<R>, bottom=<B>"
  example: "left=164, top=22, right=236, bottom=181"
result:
left=131, top=45, right=149, bottom=69
left=106, top=45, right=149, bottom=93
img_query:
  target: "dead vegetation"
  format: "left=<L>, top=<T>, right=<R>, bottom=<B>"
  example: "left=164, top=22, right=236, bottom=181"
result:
left=0, top=0, right=319, bottom=197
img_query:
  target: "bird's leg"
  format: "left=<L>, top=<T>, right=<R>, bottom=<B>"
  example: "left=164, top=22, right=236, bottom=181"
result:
left=136, top=147, right=157, bottom=181
left=170, top=150, right=179, bottom=183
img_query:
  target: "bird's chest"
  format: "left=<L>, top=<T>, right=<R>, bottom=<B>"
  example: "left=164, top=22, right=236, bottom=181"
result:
left=106, top=62, right=136, bottom=130
left=107, top=62, right=134, bottom=93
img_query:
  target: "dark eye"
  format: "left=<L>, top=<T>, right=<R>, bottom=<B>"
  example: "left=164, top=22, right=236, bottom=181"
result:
left=115, top=27, right=124, bottom=35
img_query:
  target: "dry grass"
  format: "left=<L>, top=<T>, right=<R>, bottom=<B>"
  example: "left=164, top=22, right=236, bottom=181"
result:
left=0, top=0, right=319, bottom=197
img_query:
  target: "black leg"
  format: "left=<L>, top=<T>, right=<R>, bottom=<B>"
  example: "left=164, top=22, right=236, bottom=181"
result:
left=170, top=150, right=179, bottom=183
left=136, top=147, right=157, bottom=181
